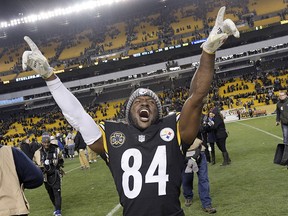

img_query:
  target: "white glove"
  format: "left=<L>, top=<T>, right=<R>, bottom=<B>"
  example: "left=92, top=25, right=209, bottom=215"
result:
left=22, top=36, right=54, bottom=79
left=207, top=143, right=212, bottom=152
left=207, top=120, right=214, bottom=126
left=201, top=6, right=240, bottom=54
left=185, top=158, right=199, bottom=173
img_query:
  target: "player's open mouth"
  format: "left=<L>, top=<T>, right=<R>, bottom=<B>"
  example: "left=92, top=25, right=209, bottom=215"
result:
left=139, top=109, right=149, bottom=121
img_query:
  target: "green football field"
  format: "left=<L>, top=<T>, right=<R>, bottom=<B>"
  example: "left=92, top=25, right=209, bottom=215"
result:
left=25, top=114, right=287, bottom=216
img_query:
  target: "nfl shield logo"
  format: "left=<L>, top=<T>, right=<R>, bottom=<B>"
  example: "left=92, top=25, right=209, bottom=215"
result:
left=138, top=135, right=145, bottom=143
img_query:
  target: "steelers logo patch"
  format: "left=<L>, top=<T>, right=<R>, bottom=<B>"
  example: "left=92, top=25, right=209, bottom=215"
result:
left=138, top=88, right=148, bottom=95
left=160, top=127, right=175, bottom=142
left=110, top=131, right=126, bottom=147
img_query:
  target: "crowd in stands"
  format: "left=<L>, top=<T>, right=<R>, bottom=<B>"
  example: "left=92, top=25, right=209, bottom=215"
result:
left=0, top=0, right=287, bottom=81
left=1, top=65, right=287, bottom=147
left=0, top=0, right=288, bottom=146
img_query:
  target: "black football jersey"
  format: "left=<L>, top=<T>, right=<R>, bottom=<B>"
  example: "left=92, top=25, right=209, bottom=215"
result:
left=100, top=113, right=185, bottom=216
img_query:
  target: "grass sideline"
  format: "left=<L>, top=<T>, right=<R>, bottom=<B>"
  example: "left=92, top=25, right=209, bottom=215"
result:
left=25, top=115, right=287, bottom=216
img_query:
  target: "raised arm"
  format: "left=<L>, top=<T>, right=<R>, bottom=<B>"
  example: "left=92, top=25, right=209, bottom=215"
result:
left=22, top=37, right=104, bottom=154
left=179, top=6, right=239, bottom=145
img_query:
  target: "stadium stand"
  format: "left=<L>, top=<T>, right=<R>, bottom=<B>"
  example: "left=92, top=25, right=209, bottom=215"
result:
left=0, top=0, right=288, bottom=146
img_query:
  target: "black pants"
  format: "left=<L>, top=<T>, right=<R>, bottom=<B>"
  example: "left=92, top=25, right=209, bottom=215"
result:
left=215, top=137, right=227, bottom=152
left=44, top=172, right=62, bottom=211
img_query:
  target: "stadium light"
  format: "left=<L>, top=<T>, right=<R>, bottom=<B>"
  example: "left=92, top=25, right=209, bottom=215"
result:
left=1, top=22, right=8, bottom=28
left=0, top=0, right=126, bottom=29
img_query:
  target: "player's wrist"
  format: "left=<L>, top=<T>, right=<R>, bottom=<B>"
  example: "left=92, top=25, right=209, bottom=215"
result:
left=44, top=72, right=57, bottom=81
left=202, top=44, right=216, bottom=55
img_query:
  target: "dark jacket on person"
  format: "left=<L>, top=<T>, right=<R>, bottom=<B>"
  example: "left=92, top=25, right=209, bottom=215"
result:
left=211, top=109, right=228, bottom=140
left=202, top=117, right=217, bottom=143
left=74, top=131, right=87, bottom=152
left=20, top=141, right=32, bottom=159
left=20, top=139, right=41, bottom=160
left=276, top=97, right=288, bottom=125
left=30, top=139, right=41, bottom=154
left=207, top=130, right=217, bottom=143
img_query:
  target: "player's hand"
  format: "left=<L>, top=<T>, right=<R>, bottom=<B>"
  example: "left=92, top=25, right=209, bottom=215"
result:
left=201, top=6, right=240, bottom=54
left=276, top=121, right=280, bottom=126
left=22, top=36, right=54, bottom=79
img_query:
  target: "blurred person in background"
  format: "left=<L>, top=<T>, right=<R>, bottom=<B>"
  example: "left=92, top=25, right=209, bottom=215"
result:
left=20, top=138, right=33, bottom=160
left=20, top=137, right=41, bottom=160
left=30, top=137, right=41, bottom=153
left=56, top=132, right=68, bottom=158
left=51, top=136, right=64, bottom=152
left=203, top=112, right=217, bottom=165
left=65, top=131, right=75, bottom=159
left=88, top=146, right=98, bottom=163
left=34, top=132, right=64, bottom=216
left=182, top=137, right=216, bottom=214
left=210, top=107, right=231, bottom=166
left=276, top=91, right=288, bottom=145
left=74, top=131, right=90, bottom=169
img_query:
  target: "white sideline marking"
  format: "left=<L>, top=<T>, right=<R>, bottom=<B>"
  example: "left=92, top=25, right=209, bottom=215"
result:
left=106, top=203, right=121, bottom=216
left=65, top=166, right=81, bottom=173
left=236, top=122, right=282, bottom=140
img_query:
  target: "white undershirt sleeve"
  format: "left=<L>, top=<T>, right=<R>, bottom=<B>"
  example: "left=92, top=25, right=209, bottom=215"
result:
left=46, top=76, right=101, bottom=145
